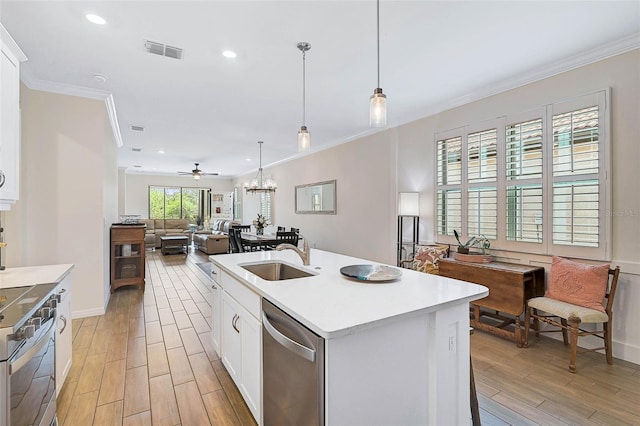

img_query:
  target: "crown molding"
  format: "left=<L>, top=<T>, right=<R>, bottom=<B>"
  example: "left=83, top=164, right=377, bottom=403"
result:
left=394, top=33, right=640, bottom=128
left=20, top=73, right=123, bottom=147
left=0, top=23, right=27, bottom=61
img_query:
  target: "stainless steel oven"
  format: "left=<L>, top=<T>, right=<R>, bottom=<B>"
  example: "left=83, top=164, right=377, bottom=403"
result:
left=1, top=282, right=59, bottom=426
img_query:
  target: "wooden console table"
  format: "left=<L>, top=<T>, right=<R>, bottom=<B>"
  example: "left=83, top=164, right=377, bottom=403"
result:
left=110, top=224, right=145, bottom=292
left=439, top=258, right=545, bottom=347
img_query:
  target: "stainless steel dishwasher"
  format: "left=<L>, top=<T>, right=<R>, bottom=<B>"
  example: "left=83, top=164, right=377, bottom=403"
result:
left=262, top=299, right=324, bottom=426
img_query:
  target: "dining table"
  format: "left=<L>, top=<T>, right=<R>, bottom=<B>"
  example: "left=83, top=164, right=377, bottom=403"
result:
left=240, top=231, right=302, bottom=251
left=240, top=232, right=280, bottom=251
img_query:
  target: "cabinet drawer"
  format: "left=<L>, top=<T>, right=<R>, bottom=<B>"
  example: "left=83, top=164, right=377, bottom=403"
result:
left=211, top=262, right=222, bottom=285
left=221, top=271, right=261, bottom=320
left=112, top=227, right=144, bottom=241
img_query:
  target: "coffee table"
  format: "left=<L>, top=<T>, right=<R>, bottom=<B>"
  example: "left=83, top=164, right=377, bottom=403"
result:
left=160, top=235, right=188, bottom=255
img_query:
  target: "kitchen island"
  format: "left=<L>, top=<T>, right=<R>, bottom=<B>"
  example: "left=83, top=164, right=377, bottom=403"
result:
left=211, top=249, right=488, bottom=425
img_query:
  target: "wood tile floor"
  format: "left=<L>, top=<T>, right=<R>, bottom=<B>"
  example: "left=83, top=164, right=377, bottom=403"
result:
left=59, top=247, right=640, bottom=425
left=57, top=248, right=256, bottom=426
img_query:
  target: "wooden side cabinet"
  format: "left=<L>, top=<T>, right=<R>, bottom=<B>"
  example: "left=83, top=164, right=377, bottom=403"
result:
left=110, top=224, right=145, bottom=292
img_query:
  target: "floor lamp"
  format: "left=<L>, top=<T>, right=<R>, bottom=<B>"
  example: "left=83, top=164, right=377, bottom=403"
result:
left=397, top=192, right=419, bottom=266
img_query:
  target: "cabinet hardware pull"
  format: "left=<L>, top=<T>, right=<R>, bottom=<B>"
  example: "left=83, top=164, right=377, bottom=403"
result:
left=60, top=315, right=68, bottom=334
left=262, top=312, right=316, bottom=362
left=211, top=270, right=217, bottom=275
left=0, top=171, right=5, bottom=188
left=232, top=314, right=240, bottom=333
left=211, top=284, right=217, bottom=289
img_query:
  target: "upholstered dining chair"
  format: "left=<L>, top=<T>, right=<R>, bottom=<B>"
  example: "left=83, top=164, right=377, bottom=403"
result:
left=524, top=257, right=620, bottom=373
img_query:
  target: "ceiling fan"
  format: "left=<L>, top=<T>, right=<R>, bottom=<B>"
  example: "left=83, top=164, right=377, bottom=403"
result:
left=177, top=163, right=219, bottom=180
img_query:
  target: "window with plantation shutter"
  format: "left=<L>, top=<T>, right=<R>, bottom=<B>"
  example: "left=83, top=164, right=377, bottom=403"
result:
left=260, top=192, right=272, bottom=222
left=552, top=105, right=600, bottom=247
left=467, top=129, right=498, bottom=239
left=505, top=118, right=543, bottom=243
left=436, top=135, right=463, bottom=237
left=433, top=90, right=609, bottom=260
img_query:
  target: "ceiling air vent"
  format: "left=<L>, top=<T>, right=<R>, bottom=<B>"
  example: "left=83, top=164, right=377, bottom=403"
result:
left=145, top=40, right=183, bottom=60
left=131, top=148, right=142, bottom=152
left=131, top=125, right=145, bottom=132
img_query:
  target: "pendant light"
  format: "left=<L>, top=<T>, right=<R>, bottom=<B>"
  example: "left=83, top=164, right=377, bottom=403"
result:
left=297, top=42, right=311, bottom=152
left=369, top=0, right=387, bottom=127
left=244, top=141, right=277, bottom=194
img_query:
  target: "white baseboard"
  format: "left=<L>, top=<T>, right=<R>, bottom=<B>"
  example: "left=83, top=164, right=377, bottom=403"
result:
left=72, top=307, right=106, bottom=319
left=613, top=340, right=640, bottom=366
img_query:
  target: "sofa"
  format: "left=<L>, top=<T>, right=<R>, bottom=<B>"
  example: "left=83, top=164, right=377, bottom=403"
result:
left=192, top=219, right=240, bottom=255
left=141, top=219, right=191, bottom=249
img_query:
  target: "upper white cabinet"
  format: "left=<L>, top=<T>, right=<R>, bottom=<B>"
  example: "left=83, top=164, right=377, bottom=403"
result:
left=0, top=24, right=27, bottom=211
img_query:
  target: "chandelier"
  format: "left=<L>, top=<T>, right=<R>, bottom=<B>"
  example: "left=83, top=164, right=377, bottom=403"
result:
left=244, top=141, right=277, bottom=194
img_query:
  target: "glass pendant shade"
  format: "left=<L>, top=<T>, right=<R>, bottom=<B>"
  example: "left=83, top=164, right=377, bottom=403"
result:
left=193, top=173, right=201, bottom=180
left=370, top=88, right=387, bottom=127
left=298, top=125, right=310, bottom=152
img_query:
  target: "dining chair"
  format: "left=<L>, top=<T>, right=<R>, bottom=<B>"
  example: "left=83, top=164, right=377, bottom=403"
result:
left=524, top=260, right=621, bottom=373
left=229, top=228, right=244, bottom=253
left=290, top=227, right=299, bottom=234
left=275, top=231, right=299, bottom=247
left=277, top=226, right=285, bottom=232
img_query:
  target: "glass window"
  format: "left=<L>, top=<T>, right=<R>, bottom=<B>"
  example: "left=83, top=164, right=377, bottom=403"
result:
left=148, top=186, right=211, bottom=222
left=434, top=91, right=609, bottom=260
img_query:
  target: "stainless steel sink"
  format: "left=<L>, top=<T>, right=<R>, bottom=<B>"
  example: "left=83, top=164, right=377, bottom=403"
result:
left=240, top=262, right=315, bottom=281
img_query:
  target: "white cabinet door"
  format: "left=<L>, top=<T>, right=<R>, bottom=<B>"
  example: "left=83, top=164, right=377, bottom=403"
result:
left=55, top=274, right=72, bottom=394
left=220, top=288, right=262, bottom=423
left=240, top=310, right=261, bottom=420
left=0, top=25, right=26, bottom=210
left=221, top=293, right=242, bottom=383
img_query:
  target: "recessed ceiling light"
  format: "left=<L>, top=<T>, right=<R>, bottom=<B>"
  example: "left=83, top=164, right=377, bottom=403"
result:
left=86, top=14, right=106, bottom=25
left=158, top=150, right=165, bottom=154
left=222, top=50, right=237, bottom=59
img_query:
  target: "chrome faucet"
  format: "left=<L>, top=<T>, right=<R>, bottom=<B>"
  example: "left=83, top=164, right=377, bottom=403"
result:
left=275, top=235, right=310, bottom=266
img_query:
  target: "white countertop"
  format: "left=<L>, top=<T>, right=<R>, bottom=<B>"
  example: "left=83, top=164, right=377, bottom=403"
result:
left=0, top=264, right=74, bottom=289
left=211, top=249, right=488, bottom=339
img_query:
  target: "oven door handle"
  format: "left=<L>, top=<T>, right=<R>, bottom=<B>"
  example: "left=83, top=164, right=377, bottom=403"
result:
left=9, top=318, right=56, bottom=375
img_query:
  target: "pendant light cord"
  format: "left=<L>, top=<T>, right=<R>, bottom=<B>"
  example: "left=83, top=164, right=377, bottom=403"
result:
left=302, top=49, right=306, bottom=126
left=376, top=0, right=380, bottom=89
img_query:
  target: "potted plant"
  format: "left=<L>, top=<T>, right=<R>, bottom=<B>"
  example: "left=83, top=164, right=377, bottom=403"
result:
left=453, top=230, right=491, bottom=254
left=453, top=230, right=475, bottom=254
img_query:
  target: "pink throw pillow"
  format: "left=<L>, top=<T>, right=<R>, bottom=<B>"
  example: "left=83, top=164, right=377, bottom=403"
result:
left=546, top=256, right=610, bottom=313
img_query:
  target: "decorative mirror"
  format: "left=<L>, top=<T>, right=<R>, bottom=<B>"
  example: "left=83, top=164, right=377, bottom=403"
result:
left=295, top=180, right=336, bottom=214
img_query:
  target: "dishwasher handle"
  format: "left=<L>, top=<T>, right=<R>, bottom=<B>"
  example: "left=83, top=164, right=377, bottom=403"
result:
left=262, top=312, right=316, bottom=363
